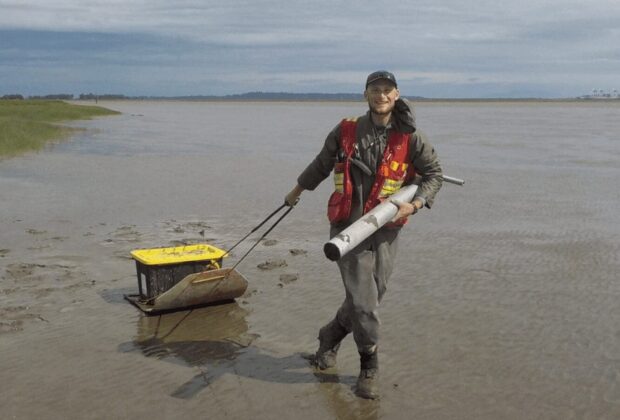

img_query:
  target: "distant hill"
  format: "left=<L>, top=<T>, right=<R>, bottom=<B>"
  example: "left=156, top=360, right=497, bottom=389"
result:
left=167, top=92, right=427, bottom=101
left=217, top=92, right=365, bottom=101
left=70, top=92, right=426, bottom=101
left=3, top=91, right=428, bottom=101
left=7, top=92, right=614, bottom=102
left=162, top=92, right=368, bottom=101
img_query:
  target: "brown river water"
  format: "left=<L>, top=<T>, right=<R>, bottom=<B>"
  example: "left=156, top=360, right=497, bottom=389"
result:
left=1, top=100, right=619, bottom=419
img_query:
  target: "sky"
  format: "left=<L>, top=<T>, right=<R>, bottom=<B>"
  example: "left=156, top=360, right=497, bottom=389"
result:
left=1, top=0, right=619, bottom=98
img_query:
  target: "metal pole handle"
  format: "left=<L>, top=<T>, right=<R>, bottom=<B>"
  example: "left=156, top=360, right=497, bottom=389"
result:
left=441, top=175, right=465, bottom=186
left=224, top=203, right=287, bottom=255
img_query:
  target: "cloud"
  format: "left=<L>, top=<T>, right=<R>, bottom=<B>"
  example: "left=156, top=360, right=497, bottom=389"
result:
left=1, top=0, right=619, bottom=97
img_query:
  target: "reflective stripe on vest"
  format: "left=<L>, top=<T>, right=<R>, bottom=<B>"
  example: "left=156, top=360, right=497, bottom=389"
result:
left=326, top=118, right=357, bottom=223
left=333, top=172, right=344, bottom=193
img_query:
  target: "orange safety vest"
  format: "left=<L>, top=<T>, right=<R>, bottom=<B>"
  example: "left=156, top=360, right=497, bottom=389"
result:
left=327, top=118, right=415, bottom=225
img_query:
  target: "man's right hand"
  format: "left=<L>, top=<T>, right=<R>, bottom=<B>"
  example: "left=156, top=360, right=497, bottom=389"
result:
left=285, top=185, right=304, bottom=207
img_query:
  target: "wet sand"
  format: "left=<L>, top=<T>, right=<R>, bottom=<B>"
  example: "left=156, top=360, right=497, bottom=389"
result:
left=1, top=100, right=620, bottom=419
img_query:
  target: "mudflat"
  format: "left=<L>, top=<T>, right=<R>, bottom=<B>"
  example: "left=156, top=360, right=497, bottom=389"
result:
left=1, top=100, right=619, bottom=419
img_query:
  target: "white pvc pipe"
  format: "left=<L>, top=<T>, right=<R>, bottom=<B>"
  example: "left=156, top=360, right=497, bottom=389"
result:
left=323, top=184, right=418, bottom=261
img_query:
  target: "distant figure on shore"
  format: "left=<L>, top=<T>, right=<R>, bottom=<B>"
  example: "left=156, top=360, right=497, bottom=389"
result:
left=285, top=71, right=443, bottom=399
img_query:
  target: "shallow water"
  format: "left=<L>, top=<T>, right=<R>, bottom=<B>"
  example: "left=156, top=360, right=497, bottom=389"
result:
left=1, top=100, right=620, bottom=419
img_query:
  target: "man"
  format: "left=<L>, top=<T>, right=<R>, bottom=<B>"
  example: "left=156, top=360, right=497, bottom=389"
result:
left=285, top=71, right=443, bottom=399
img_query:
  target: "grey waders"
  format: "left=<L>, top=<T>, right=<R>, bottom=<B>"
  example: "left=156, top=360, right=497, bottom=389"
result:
left=305, top=317, right=348, bottom=369
left=355, top=350, right=379, bottom=400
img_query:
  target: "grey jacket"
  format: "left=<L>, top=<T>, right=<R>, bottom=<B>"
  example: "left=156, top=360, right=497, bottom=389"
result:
left=297, top=99, right=443, bottom=225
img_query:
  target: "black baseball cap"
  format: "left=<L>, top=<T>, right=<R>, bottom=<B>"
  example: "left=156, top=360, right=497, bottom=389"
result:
left=366, top=70, right=397, bottom=88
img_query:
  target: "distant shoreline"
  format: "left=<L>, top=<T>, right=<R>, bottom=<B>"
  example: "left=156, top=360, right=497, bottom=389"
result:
left=72, top=97, right=620, bottom=104
left=7, top=92, right=620, bottom=103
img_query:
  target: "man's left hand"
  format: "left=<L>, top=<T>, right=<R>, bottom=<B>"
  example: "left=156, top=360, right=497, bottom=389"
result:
left=390, top=199, right=422, bottom=222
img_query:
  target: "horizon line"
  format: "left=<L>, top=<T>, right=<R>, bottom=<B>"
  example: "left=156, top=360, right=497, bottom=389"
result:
left=4, top=91, right=615, bottom=101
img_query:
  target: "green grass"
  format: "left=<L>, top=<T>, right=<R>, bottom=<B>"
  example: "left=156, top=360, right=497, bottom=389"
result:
left=0, top=100, right=120, bottom=157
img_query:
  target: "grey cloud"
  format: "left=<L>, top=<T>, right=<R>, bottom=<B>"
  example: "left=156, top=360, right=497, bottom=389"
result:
left=1, top=0, right=619, bottom=97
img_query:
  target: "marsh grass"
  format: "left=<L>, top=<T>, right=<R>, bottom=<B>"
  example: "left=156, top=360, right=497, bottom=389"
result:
left=0, top=100, right=120, bottom=157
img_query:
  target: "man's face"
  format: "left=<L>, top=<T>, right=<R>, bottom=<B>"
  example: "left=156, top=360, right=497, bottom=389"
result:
left=364, top=81, right=400, bottom=116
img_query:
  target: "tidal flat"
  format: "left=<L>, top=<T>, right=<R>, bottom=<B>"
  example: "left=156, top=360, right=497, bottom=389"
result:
left=1, top=100, right=619, bottom=419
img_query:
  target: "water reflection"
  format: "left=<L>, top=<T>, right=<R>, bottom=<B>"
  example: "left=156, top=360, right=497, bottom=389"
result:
left=118, top=303, right=255, bottom=368
left=119, top=302, right=377, bottom=417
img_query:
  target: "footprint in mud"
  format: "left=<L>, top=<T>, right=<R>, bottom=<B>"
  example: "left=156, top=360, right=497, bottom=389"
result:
left=114, top=226, right=141, bottom=236
left=6, top=262, right=84, bottom=288
left=0, top=320, right=24, bottom=334
left=104, top=226, right=142, bottom=245
left=0, top=307, right=49, bottom=334
left=170, top=221, right=213, bottom=241
left=278, top=273, right=299, bottom=287
left=26, top=228, right=47, bottom=235
left=184, top=221, right=211, bottom=229
left=257, top=259, right=288, bottom=270
left=243, top=288, right=259, bottom=298
left=6, top=263, right=43, bottom=278
left=26, top=245, right=51, bottom=251
left=167, top=220, right=211, bottom=232
left=1, top=305, right=30, bottom=314
left=279, top=274, right=298, bottom=283
left=32, top=288, right=55, bottom=299
left=289, top=249, right=307, bottom=256
left=0, top=287, right=19, bottom=295
left=262, top=239, right=278, bottom=246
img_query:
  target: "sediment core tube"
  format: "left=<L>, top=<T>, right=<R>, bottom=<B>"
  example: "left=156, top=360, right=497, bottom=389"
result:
left=323, top=184, right=418, bottom=261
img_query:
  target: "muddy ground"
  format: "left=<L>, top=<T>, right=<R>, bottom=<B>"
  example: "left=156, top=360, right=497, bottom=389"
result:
left=1, top=100, right=620, bottom=419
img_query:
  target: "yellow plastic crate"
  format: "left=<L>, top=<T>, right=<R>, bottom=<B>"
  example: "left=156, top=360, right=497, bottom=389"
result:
left=130, top=243, right=227, bottom=299
left=131, top=244, right=227, bottom=266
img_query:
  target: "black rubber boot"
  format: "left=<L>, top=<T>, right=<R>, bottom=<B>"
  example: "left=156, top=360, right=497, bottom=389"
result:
left=355, top=351, right=379, bottom=399
left=304, top=318, right=348, bottom=370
